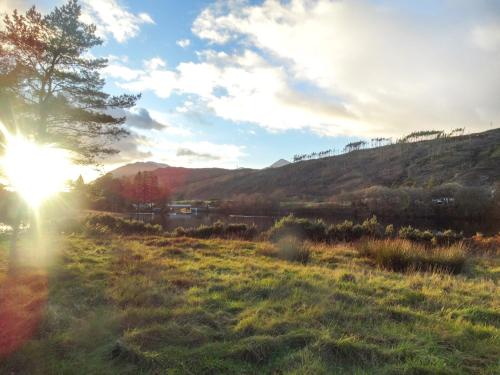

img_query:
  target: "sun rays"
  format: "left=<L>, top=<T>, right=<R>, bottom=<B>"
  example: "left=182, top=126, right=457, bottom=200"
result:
left=0, top=123, right=73, bottom=208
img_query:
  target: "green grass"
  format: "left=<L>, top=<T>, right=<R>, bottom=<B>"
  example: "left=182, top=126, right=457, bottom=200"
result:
left=0, top=233, right=498, bottom=374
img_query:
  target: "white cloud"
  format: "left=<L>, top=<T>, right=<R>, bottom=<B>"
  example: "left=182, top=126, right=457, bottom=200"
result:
left=147, top=109, right=194, bottom=137
left=138, top=12, right=154, bottom=24
left=104, top=48, right=370, bottom=136
left=168, top=141, right=245, bottom=168
left=187, top=0, right=500, bottom=137
left=143, top=57, right=166, bottom=70
left=472, top=24, right=500, bottom=52
left=101, top=0, right=500, bottom=138
left=192, top=7, right=232, bottom=44
left=176, top=39, right=191, bottom=48
left=80, top=0, right=154, bottom=43
left=105, top=134, right=245, bottom=169
left=102, top=131, right=154, bottom=164
left=103, top=63, right=142, bottom=80
left=114, top=58, right=177, bottom=98
left=0, top=0, right=29, bottom=15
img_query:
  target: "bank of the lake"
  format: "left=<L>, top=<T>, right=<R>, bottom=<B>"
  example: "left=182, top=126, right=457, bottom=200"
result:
left=127, top=211, right=500, bottom=237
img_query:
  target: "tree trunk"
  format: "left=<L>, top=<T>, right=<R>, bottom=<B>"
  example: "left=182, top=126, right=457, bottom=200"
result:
left=38, top=101, right=48, bottom=140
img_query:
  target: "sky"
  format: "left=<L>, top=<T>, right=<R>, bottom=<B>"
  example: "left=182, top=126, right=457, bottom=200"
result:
left=2, top=0, right=500, bottom=180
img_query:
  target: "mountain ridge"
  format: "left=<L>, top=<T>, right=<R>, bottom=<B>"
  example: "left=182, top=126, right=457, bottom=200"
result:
left=109, top=161, right=170, bottom=178
left=106, top=128, right=500, bottom=200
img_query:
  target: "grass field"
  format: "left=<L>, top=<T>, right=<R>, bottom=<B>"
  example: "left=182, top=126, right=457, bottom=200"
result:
left=0, top=232, right=499, bottom=374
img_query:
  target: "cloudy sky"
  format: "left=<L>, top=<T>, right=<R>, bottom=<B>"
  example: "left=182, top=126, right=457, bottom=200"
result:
left=3, top=0, right=500, bottom=179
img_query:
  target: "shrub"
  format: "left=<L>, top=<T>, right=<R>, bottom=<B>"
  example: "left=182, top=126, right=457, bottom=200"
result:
left=57, top=217, right=85, bottom=234
left=225, top=223, right=248, bottom=235
left=174, top=227, right=186, bottom=237
left=357, top=239, right=467, bottom=274
left=361, top=216, right=383, bottom=238
left=173, top=222, right=258, bottom=240
left=327, top=220, right=351, bottom=242
left=398, top=225, right=463, bottom=246
left=398, top=226, right=433, bottom=244
left=186, top=225, right=214, bottom=239
left=352, top=224, right=364, bottom=240
left=326, top=220, right=364, bottom=242
left=433, top=229, right=464, bottom=246
left=86, top=214, right=117, bottom=228
left=266, top=215, right=327, bottom=242
left=84, top=214, right=163, bottom=235
left=276, top=236, right=311, bottom=264
left=385, top=224, right=395, bottom=238
left=84, top=222, right=111, bottom=236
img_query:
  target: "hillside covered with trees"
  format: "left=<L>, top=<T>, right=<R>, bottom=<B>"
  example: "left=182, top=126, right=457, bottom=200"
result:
left=163, top=128, right=500, bottom=200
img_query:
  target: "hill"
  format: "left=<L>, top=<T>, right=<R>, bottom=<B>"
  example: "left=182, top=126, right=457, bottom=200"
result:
left=268, top=159, right=291, bottom=168
left=109, top=161, right=169, bottom=178
left=151, top=167, right=255, bottom=196
left=168, top=128, right=500, bottom=200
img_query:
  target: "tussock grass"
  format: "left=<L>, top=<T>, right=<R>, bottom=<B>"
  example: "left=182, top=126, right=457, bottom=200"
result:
left=276, top=237, right=311, bottom=264
left=470, top=233, right=500, bottom=255
left=357, top=239, right=468, bottom=274
left=0, top=233, right=498, bottom=374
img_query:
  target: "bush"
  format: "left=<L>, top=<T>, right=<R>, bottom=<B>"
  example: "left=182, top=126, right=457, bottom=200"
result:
left=174, top=226, right=186, bottom=237
left=327, top=221, right=361, bottom=242
left=398, top=226, right=434, bottom=244
left=398, top=225, right=463, bottom=246
left=327, top=220, right=351, bottom=242
left=84, top=214, right=163, bottom=235
left=325, top=216, right=383, bottom=243
left=357, top=239, right=467, bottom=274
left=276, top=236, right=311, bottom=264
left=433, top=229, right=464, bottom=246
left=361, top=216, right=384, bottom=238
left=266, top=215, right=327, bottom=242
left=173, top=222, right=258, bottom=240
left=385, top=224, right=395, bottom=238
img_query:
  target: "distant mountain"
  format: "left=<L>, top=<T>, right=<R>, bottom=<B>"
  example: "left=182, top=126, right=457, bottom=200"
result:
left=109, top=161, right=169, bottom=178
left=268, top=159, right=291, bottom=168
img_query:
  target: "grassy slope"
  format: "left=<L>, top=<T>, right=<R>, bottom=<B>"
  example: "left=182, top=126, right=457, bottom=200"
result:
left=173, top=129, right=500, bottom=200
left=0, top=234, right=499, bottom=374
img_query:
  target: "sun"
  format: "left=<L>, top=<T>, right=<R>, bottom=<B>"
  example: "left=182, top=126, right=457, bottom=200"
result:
left=0, top=125, right=73, bottom=208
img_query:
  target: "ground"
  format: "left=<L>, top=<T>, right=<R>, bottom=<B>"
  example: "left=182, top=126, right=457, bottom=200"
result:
left=0, top=233, right=498, bottom=374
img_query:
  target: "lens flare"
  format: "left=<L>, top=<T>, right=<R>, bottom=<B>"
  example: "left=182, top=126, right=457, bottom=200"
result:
left=0, top=124, right=73, bottom=208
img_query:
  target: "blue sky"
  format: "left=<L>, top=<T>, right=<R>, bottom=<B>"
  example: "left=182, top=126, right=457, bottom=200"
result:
left=2, top=0, right=500, bottom=178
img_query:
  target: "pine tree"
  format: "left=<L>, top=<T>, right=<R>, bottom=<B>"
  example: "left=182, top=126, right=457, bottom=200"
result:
left=0, top=0, right=139, bottom=163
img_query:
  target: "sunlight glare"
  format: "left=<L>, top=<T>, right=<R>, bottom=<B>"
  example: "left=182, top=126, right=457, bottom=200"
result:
left=0, top=124, right=73, bottom=207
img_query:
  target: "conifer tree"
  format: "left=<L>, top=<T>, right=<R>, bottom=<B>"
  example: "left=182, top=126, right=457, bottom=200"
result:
left=0, top=0, right=139, bottom=163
